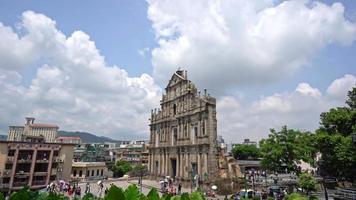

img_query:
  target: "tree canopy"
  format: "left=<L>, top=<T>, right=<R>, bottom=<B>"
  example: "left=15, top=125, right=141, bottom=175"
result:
left=298, top=172, right=317, bottom=195
left=315, top=87, right=356, bottom=181
left=111, top=160, right=133, bottom=178
left=259, top=126, right=317, bottom=173
left=231, top=144, right=260, bottom=160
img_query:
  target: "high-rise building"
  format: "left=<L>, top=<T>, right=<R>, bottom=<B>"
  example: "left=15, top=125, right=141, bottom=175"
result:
left=148, top=69, right=219, bottom=182
left=8, top=117, right=58, bottom=143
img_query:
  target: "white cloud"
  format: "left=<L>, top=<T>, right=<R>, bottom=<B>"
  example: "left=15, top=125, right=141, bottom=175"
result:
left=0, top=11, right=161, bottom=139
left=327, top=74, right=356, bottom=100
left=148, top=0, right=356, bottom=91
left=217, top=74, right=355, bottom=143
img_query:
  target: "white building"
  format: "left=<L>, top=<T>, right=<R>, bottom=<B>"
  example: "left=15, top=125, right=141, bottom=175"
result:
left=8, top=117, right=58, bottom=143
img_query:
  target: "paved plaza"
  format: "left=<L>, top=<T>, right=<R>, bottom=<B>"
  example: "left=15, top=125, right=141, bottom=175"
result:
left=75, top=178, right=216, bottom=199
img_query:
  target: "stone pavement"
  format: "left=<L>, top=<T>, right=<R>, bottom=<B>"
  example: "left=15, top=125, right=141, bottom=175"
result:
left=73, top=178, right=224, bottom=199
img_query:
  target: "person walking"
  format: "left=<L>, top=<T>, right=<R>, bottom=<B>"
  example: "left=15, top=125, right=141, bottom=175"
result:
left=85, top=183, right=91, bottom=194
left=178, top=183, right=182, bottom=195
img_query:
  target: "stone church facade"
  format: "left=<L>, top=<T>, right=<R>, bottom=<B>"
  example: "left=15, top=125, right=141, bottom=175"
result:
left=148, top=70, right=219, bottom=183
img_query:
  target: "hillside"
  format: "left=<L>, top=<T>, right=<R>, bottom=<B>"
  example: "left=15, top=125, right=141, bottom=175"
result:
left=58, top=131, right=118, bottom=143
left=0, top=135, right=7, bottom=141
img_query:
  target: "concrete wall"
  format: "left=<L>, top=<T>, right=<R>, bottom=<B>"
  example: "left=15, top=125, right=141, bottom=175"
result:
left=60, top=144, right=75, bottom=181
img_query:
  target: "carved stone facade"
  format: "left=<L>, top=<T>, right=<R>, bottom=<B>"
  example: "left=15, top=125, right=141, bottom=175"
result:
left=148, top=70, right=219, bottom=183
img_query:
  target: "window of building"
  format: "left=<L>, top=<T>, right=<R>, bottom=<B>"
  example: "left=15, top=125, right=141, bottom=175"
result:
left=97, top=169, right=99, bottom=176
left=173, top=104, right=177, bottom=115
left=87, top=170, right=90, bottom=177
left=3, top=177, right=10, bottom=184
left=194, top=127, right=198, bottom=138
left=101, top=169, right=104, bottom=176
left=79, top=170, right=82, bottom=177
left=91, top=170, right=94, bottom=176
left=73, top=170, right=77, bottom=177
left=8, top=150, right=15, bottom=156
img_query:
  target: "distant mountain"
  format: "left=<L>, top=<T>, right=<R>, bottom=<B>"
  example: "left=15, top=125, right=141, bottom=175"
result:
left=58, top=131, right=119, bottom=143
left=0, top=135, right=7, bottom=141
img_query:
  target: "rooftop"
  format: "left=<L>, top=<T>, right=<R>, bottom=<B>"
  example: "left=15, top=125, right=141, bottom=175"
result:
left=56, top=136, right=81, bottom=140
left=72, top=161, right=106, bottom=167
left=29, top=123, right=59, bottom=128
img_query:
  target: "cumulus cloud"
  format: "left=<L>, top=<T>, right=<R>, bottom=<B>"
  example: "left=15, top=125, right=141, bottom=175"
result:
left=217, top=74, right=356, bottom=143
left=327, top=74, right=356, bottom=100
left=0, top=11, right=161, bottom=139
left=148, top=0, right=356, bottom=91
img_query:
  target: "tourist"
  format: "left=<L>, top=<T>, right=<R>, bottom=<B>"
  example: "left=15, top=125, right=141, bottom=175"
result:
left=98, top=182, right=104, bottom=198
left=178, top=183, right=182, bottom=195
left=75, top=186, right=81, bottom=198
left=85, top=183, right=91, bottom=194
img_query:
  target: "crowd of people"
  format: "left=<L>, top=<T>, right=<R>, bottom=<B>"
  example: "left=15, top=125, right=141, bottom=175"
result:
left=45, top=180, right=107, bottom=198
left=159, top=178, right=182, bottom=196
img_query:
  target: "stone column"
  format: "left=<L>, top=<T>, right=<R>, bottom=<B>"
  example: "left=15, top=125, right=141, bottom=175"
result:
left=180, top=153, right=184, bottom=179
left=162, top=152, right=165, bottom=175
left=28, top=149, right=38, bottom=187
left=197, top=153, right=201, bottom=176
left=148, top=153, right=151, bottom=173
left=204, top=153, right=208, bottom=175
left=165, top=153, right=169, bottom=176
left=177, top=153, right=180, bottom=178
left=159, top=154, right=161, bottom=176
left=185, top=153, right=189, bottom=179
left=163, top=152, right=166, bottom=175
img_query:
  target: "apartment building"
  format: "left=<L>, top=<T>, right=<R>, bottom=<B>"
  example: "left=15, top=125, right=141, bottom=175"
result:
left=0, top=137, right=74, bottom=192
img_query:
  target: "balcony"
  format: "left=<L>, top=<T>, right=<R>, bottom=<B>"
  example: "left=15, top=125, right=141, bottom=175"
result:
left=15, top=171, right=30, bottom=177
left=17, top=158, right=32, bottom=163
left=32, top=180, right=46, bottom=186
left=3, top=169, right=12, bottom=176
left=0, top=183, right=9, bottom=189
left=34, top=171, right=47, bottom=176
left=6, top=157, right=14, bottom=163
left=13, top=182, right=28, bottom=187
left=36, top=158, right=49, bottom=163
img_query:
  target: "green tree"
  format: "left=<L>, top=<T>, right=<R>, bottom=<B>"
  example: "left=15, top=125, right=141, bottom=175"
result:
left=105, top=185, right=125, bottom=200
left=111, top=160, right=133, bottom=177
left=130, top=164, right=149, bottom=177
left=316, top=87, right=356, bottom=181
left=259, top=126, right=317, bottom=173
left=298, top=172, right=317, bottom=195
left=231, top=144, right=260, bottom=160
left=319, top=87, right=356, bottom=136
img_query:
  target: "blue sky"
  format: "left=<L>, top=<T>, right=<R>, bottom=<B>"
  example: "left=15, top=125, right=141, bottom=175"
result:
left=0, top=0, right=355, bottom=142
left=0, top=0, right=154, bottom=82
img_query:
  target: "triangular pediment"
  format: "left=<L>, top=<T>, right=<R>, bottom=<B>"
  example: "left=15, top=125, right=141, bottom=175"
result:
left=166, top=72, right=185, bottom=88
